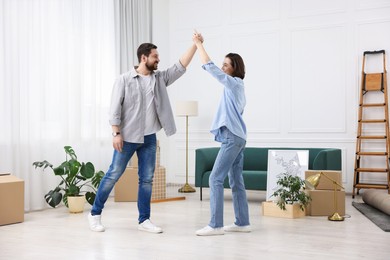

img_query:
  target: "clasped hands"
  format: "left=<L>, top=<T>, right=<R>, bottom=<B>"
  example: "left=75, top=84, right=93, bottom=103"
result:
left=193, top=29, right=204, bottom=44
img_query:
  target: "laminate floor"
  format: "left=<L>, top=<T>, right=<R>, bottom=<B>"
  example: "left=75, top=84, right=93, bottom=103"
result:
left=0, top=189, right=389, bottom=260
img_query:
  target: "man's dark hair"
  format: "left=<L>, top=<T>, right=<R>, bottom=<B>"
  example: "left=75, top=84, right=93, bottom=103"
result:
left=225, top=53, right=245, bottom=79
left=137, top=43, right=158, bottom=63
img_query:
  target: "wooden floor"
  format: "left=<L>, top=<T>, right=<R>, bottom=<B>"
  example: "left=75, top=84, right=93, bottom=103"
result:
left=1, top=189, right=389, bottom=260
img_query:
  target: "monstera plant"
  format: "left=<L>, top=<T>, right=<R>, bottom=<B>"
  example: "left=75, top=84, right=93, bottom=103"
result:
left=33, top=146, right=104, bottom=208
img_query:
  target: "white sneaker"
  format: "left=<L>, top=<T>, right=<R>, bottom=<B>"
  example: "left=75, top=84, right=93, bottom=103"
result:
left=196, top=225, right=224, bottom=236
left=88, top=213, right=105, bottom=232
left=138, top=219, right=163, bottom=233
left=223, top=223, right=251, bottom=233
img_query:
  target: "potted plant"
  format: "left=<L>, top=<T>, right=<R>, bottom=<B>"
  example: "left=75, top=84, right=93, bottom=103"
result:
left=32, top=146, right=104, bottom=212
left=262, top=173, right=311, bottom=218
left=272, top=172, right=311, bottom=210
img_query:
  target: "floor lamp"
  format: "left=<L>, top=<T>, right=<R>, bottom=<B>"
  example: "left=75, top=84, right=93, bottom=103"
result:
left=305, top=172, right=345, bottom=221
left=176, top=101, right=198, bottom=193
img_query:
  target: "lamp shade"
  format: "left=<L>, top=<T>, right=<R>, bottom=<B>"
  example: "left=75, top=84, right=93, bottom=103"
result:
left=176, top=101, right=198, bottom=117
left=305, top=173, right=321, bottom=190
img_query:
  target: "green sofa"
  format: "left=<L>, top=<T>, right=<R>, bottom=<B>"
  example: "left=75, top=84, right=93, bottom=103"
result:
left=195, top=147, right=342, bottom=200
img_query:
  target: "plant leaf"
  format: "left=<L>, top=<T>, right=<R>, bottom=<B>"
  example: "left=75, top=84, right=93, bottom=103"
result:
left=44, top=188, right=62, bottom=208
left=64, top=146, right=77, bottom=161
left=53, top=162, right=68, bottom=176
left=92, top=171, right=105, bottom=188
left=85, top=191, right=96, bottom=206
left=32, top=160, right=53, bottom=170
left=80, top=162, right=95, bottom=179
left=67, top=184, right=80, bottom=196
left=63, top=194, right=69, bottom=208
left=68, top=159, right=80, bottom=177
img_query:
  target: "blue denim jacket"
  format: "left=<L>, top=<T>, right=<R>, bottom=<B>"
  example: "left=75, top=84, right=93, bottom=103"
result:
left=202, top=61, right=247, bottom=141
left=109, top=62, right=186, bottom=143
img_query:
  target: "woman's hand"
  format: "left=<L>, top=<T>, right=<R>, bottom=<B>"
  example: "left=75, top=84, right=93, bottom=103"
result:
left=192, top=30, right=210, bottom=64
left=193, top=30, right=204, bottom=45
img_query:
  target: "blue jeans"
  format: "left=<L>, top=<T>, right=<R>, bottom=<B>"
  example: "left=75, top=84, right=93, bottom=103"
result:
left=209, top=127, right=250, bottom=228
left=91, top=134, right=156, bottom=223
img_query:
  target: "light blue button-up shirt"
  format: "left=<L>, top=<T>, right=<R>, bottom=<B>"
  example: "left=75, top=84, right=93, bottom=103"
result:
left=202, top=61, right=247, bottom=141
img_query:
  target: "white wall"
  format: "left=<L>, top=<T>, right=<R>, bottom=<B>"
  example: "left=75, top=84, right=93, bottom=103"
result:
left=153, top=0, right=390, bottom=193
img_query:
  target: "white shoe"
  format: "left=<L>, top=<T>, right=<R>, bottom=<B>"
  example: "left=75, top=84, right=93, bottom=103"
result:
left=223, top=223, right=251, bottom=232
left=88, top=213, right=105, bottom=232
left=138, top=219, right=163, bottom=233
left=196, top=225, right=224, bottom=236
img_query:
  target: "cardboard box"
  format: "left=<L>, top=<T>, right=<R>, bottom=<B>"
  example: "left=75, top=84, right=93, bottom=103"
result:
left=117, top=140, right=165, bottom=201
left=306, top=190, right=345, bottom=216
left=129, top=146, right=160, bottom=168
left=156, top=143, right=160, bottom=167
left=114, top=167, right=138, bottom=202
left=151, top=166, right=166, bottom=201
left=129, top=141, right=160, bottom=167
left=305, top=170, right=342, bottom=190
left=262, top=201, right=306, bottom=218
left=0, top=175, right=24, bottom=225
left=114, top=166, right=167, bottom=202
left=130, top=154, right=138, bottom=168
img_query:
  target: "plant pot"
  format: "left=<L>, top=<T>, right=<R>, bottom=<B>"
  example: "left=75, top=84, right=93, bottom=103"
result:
left=262, top=201, right=306, bottom=218
left=68, top=195, right=85, bottom=213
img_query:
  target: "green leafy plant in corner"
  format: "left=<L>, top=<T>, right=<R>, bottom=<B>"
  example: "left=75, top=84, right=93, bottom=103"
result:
left=271, top=173, right=311, bottom=211
left=32, top=146, right=105, bottom=208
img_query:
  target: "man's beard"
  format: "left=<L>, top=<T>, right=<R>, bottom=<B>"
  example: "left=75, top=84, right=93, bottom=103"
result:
left=145, top=61, right=158, bottom=72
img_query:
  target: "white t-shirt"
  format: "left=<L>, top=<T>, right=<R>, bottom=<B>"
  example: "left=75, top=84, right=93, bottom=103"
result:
left=138, top=74, right=161, bottom=135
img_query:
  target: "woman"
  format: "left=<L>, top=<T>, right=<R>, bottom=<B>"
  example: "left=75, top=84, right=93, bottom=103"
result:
left=193, top=33, right=251, bottom=236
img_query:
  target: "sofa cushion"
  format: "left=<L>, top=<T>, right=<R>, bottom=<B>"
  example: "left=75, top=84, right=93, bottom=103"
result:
left=242, top=170, right=267, bottom=190
left=200, top=170, right=267, bottom=191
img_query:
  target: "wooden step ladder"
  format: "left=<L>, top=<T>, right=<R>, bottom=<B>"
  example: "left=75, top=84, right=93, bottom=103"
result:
left=353, top=50, right=390, bottom=198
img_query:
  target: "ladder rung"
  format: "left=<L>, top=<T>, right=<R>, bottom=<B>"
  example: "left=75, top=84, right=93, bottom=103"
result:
left=356, top=152, right=388, bottom=156
left=357, top=135, right=387, bottom=139
left=355, top=168, right=389, bottom=172
left=354, top=183, right=389, bottom=189
left=361, top=103, right=386, bottom=107
left=359, top=119, right=386, bottom=123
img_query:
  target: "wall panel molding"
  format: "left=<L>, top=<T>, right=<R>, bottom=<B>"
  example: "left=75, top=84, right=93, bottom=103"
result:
left=356, top=0, right=390, bottom=11
left=229, top=0, right=280, bottom=24
left=288, top=24, right=348, bottom=133
left=288, top=0, right=347, bottom=18
left=229, top=30, right=282, bottom=133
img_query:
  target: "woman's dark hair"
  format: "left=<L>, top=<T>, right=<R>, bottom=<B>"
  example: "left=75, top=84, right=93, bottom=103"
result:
left=137, top=43, right=158, bottom=63
left=225, top=53, right=245, bottom=79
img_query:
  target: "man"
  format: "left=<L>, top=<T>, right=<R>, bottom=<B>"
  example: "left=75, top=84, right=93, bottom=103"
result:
left=88, top=39, right=200, bottom=233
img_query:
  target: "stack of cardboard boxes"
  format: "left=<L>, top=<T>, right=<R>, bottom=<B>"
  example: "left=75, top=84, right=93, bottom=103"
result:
left=151, top=143, right=167, bottom=201
left=114, top=141, right=166, bottom=202
left=0, top=173, right=24, bottom=226
left=305, top=170, right=345, bottom=216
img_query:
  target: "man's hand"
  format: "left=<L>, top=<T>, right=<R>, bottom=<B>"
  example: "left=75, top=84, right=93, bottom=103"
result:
left=113, top=135, right=123, bottom=153
left=193, top=29, right=204, bottom=44
left=192, top=31, right=211, bottom=65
